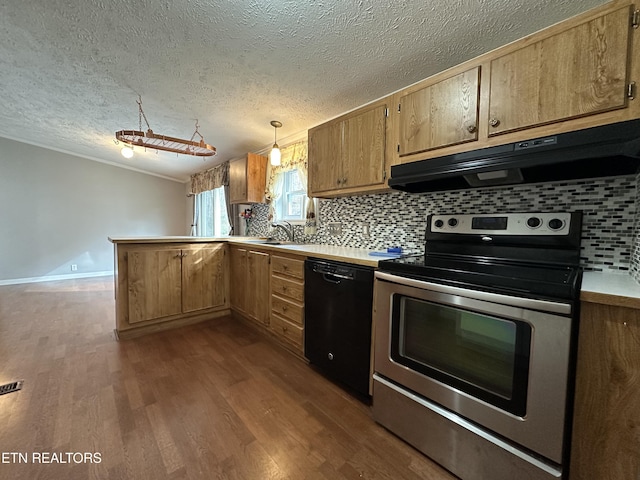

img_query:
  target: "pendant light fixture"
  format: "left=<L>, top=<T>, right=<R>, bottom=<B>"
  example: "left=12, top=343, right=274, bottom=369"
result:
left=270, top=120, right=282, bottom=166
left=120, top=145, right=134, bottom=158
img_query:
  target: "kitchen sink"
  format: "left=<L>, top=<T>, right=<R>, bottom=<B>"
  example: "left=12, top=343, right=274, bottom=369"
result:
left=242, top=238, right=306, bottom=246
left=245, top=239, right=283, bottom=245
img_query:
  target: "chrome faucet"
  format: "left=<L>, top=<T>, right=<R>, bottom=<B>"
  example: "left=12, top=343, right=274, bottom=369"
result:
left=271, top=221, right=295, bottom=242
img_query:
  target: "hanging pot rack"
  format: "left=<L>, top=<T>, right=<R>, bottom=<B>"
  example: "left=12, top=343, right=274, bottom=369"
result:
left=115, top=97, right=216, bottom=157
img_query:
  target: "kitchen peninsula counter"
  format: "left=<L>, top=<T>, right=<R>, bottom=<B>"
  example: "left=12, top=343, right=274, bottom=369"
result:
left=108, top=236, right=396, bottom=268
left=108, top=236, right=398, bottom=340
left=109, top=237, right=640, bottom=300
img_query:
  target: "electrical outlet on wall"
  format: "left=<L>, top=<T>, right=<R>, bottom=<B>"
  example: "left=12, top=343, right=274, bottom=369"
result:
left=328, top=222, right=342, bottom=236
left=71, top=264, right=78, bottom=271
left=362, top=223, right=370, bottom=238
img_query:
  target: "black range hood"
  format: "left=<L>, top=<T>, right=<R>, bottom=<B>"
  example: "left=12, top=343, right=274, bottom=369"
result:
left=388, top=119, right=640, bottom=193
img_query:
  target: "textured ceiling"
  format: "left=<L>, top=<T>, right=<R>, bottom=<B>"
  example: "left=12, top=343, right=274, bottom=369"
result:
left=0, top=0, right=607, bottom=182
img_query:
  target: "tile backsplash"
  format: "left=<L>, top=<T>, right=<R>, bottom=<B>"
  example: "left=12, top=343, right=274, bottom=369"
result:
left=247, top=175, right=639, bottom=277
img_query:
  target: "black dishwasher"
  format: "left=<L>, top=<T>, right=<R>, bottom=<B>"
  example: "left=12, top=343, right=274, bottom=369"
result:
left=304, top=258, right=374, bottom=397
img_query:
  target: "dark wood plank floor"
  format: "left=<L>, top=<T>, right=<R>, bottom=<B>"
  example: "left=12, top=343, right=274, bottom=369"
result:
left=0, top=277, right=456, bottom=480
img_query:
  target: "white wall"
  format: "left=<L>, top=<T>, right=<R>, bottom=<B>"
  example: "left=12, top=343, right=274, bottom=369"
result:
left=0, top=137, right=187, bottom=283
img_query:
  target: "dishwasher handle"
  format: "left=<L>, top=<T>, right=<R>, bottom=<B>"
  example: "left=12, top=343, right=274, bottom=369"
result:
left=322, top=272, right=353, bottom=283
left=311, top=262, right=356, bottom=281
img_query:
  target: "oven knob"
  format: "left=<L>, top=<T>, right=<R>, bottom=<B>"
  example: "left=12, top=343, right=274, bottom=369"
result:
left=447, top=218, right=458, bottom=227
left=434, top=219, right=444, bottom=228
left=526, top=217, right=542, bottom=228
left=548, top=218, right=565, bottom=230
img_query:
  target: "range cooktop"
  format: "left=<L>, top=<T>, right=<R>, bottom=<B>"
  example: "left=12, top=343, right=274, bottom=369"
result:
left=378, top=212, right=583, bottom=302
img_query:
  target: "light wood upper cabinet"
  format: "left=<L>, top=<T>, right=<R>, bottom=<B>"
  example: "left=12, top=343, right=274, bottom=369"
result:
left=488, top=6, right=632, bottom=136
left=308, top=121, right=342, bottom=193
left=382, top=1, right=639, bottom=168
left=398, top=67, right=480, bottom=156
left=308, top=100, right=387, bottom=197
left=342, top=105, right=386, bottom=189
left=308, top=2, right=638, bottom=191
left=229, top=153, right=267, bottom=204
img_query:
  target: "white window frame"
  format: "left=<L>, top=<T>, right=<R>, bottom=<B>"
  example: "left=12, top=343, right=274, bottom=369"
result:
left=273, top=168, right=308, bottom=224
left=195, top=186, right=231, bottom=237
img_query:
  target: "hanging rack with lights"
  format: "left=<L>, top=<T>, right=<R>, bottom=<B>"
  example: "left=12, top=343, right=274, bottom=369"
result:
left=115, top=97, right=216, bottom=158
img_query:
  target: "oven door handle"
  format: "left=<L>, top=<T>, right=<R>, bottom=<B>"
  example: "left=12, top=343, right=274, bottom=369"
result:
left=374, top=271, right=572, bottom=316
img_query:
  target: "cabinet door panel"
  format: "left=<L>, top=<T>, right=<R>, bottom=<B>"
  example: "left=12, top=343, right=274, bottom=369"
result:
left=342, top=105, right=386, bottom=189
left=182, top=244, right=226, bottom=313
left=570, top=302, right=640, bottom=480
left=308, top=121, right=343, bottom=194
left=489, top=6, right=630, bottom=136
left=230, top=247, right=247, bottom=313
left=127, top=248, right=182, bottom=324
left=229, top=157, right=247, bottom=204
left=246, top=250, right=270, bottom=325
left=399, top=67, right=480, bottom=156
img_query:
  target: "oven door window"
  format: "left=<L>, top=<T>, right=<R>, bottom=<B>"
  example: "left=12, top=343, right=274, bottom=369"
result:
left=391, top=295, right=531, bottom=416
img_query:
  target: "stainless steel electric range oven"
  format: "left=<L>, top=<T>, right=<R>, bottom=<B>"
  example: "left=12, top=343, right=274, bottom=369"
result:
left=373, top=212, right=582, bottom=480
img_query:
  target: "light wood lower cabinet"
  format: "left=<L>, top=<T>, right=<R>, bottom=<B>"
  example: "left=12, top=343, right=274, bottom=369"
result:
left=269, top=254, right=305, bottom=355
left=570, top=300, right=640, bottom=480
left=115, top=242, right=229, bottom=338
left=182, top=244, right=228, bottom=313
left=229, top=245, right=270, bottom=326
left=126, top=246, right=183, bottom=324
left=230, top=247, right=306, bottom=355
left=247, top=250, right=270, bottom=325
left=229, top=245, right=248, bottom=312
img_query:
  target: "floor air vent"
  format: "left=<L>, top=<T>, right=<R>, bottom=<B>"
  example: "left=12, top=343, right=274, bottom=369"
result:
left=0, top=381, right=23, bottom=396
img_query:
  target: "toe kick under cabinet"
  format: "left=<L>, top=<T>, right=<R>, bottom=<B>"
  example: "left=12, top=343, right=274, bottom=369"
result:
left=270, top=254, right=305, bottom=356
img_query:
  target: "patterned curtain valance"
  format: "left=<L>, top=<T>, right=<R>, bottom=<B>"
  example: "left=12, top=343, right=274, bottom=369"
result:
left=190, top=161, right=229, bottom=194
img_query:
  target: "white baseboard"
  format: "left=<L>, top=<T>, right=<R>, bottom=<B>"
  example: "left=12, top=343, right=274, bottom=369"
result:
left=0, top=271, right=114, bottom=286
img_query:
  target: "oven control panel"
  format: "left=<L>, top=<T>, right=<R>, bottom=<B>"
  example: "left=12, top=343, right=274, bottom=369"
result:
left=430, top=212, right=573, bottom=235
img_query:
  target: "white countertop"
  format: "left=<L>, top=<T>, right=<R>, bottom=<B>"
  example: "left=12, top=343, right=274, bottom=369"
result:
left=108, top=236, right=401, bottom=268
left=108, top=236, right=232, bottom=243
left=581, top=271, right=640, bottom=308
left=225, top=239, right=404, bottom=267
left=108, top=236, right=640, bottom=306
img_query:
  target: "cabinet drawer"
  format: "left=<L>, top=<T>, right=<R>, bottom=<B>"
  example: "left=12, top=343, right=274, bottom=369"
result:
left=271, top=275, right=304, bottom=302
left=271, top=294, right=303, bottom=326
left=271, top=255, right=304, bottom=279
left=271, top=313, right=303, bottom=348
